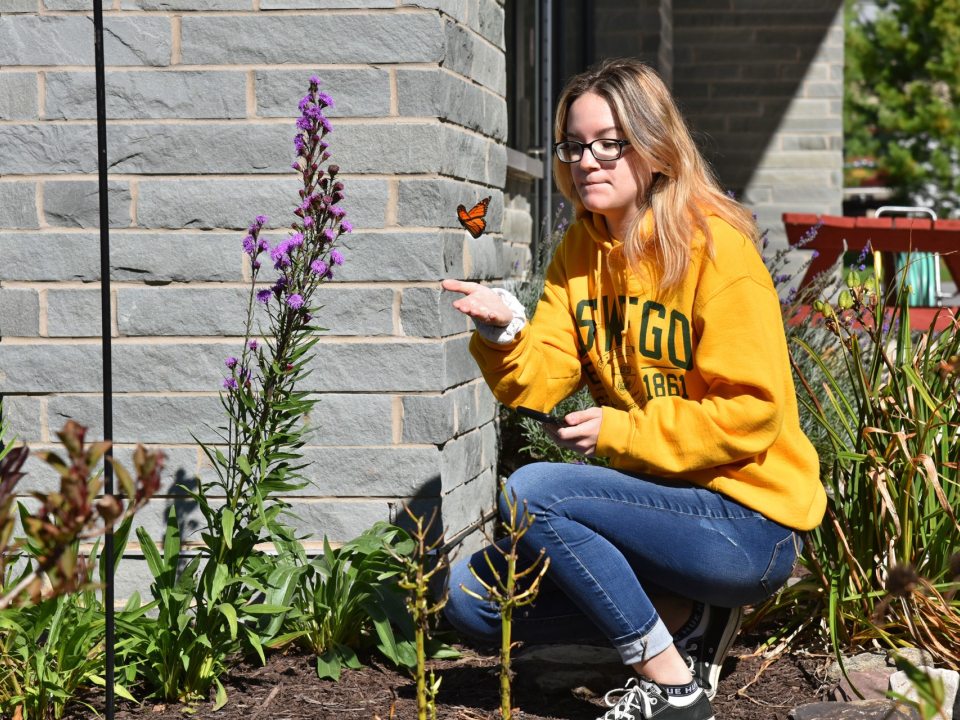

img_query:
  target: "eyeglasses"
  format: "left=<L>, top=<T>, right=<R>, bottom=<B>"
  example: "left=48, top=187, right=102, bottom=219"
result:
left=553, top=138, right=630, bottom=163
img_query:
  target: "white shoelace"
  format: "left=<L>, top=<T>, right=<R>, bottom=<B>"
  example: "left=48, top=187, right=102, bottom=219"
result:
left=600, top=677, right=664, bottom=720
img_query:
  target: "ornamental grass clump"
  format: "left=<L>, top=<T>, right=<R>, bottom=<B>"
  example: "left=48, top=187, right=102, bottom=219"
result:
left=765, top=265, right=960, bottom=668
left=128, top=76, right=353, bottom=708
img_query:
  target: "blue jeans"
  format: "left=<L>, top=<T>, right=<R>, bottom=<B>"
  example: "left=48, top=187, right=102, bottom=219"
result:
left=445, top=462, right=802, bottom=665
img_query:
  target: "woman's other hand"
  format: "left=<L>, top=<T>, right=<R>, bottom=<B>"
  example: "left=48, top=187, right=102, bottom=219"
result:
left=441, top=279, right=513, bottom=327
left=549, top=407, right=603, bottom=457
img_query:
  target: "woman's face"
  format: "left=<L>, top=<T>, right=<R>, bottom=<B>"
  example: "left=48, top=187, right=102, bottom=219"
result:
left=564, top=91, right=656, bottom=239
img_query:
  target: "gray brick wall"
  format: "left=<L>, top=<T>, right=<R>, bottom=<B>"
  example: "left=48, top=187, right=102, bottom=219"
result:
left=671, top=0, right=845, bottom=246
left=0, top=1, right=507, bottom=595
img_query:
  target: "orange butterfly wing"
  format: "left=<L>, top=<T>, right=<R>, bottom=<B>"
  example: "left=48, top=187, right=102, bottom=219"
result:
left=457, top=196, right=491, bottom=238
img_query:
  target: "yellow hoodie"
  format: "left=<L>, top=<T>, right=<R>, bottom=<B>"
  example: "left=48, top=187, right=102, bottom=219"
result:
left=470, top=212, right=826, bottom=531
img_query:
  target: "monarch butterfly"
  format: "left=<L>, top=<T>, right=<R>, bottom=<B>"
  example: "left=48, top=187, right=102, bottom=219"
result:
left=457, top=196, right=491, bottom=238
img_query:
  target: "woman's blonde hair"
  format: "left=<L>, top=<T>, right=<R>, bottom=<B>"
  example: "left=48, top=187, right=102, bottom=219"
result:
left=554, top=58, right=759, bottom=291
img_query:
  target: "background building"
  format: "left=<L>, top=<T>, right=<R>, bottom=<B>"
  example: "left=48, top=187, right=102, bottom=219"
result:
left=0, top=0, right=843, bottom=596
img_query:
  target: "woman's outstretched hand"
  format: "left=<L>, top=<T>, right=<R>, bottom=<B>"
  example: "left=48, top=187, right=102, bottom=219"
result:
left=548, top=407, right=603, bottom=457
left=441, top=279, right=513, bottom=327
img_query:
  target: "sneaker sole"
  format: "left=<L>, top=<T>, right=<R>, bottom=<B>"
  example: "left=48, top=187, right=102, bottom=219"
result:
left=703, top=605, right=744, bottom=700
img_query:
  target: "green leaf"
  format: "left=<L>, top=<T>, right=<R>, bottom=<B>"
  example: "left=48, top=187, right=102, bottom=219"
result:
left=221, top=508, right=235, bottom=549
left=218, top=603, right=238, bottom=640
left=315, top=650, right=341, bottom=681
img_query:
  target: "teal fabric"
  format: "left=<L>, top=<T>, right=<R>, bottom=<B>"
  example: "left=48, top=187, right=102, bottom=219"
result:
left=895, top=253, right=939, bottom=306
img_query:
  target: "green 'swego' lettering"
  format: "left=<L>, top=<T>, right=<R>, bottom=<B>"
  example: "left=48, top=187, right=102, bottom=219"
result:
left=578, top=296, right=693, bottom=371
left=576, top=299, right=597, bottom=352
left=638, top=301, right=665, bottom=360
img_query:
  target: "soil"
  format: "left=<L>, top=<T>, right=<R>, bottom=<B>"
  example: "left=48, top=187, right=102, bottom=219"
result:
left=74, top=625, right=835, bottom=720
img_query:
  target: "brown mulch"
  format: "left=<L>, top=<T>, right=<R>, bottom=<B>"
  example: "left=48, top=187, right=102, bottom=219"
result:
left=71, top=630, right=834, bottom=720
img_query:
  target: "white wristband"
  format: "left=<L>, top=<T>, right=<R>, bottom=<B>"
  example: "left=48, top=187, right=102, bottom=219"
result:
left=474, top=288, right=527, bottom=344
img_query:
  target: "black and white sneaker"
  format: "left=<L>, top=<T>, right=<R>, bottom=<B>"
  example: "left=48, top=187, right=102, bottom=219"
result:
left=677, top=604, right=744, bottom=699
left=598, top=677, right=715, bottom=720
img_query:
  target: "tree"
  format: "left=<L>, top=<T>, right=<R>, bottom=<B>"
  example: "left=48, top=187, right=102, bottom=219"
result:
left=845, top=0, right=960, bottom=217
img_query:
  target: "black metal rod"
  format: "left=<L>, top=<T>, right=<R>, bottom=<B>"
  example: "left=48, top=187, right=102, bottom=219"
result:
left=92, top=1, right=115, bottom=717
left=541, top=0, right=553, bottom=245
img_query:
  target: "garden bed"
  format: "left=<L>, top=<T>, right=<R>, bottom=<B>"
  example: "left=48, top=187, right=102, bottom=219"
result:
left=74, top=629, right=832, bottom=720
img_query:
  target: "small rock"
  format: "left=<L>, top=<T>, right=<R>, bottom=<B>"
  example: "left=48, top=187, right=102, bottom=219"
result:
left=889, top=648, right=936, bottom=669
left=889, top=667, right=959, bottom=720
left=827, top=652, right=889, bottom=682
left=830, top=669, right=897, bottom=702
left=790, top=699, right=919, bottom=719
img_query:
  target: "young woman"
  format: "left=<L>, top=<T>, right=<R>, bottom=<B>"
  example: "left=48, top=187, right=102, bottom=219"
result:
left=442, top=58, right=825, bottom=720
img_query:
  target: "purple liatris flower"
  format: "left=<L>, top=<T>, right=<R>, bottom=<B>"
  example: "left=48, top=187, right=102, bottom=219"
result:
left=287, top=293, right=304, bottom=309
left=328, top=206, right=345, bottom=219
left=248, top=339, right=258, bottom=350
left=288, top=232, right=304, bottom=247
left=256, top=289, right=272, bottom=304
left=330, top=249, right=344, bottom=266
left=255, top=215, right=268, bottom=226
left=310, top=259, right=328, bottom=276
left=242, top=235, right=256, bottom=255
left=225, top=356, right=238, bottom=369
left=340, top=220, right=353, bottom=233
left=223, top=377, right=238, bottom=390
left=322, top=228, right=336, bottom=243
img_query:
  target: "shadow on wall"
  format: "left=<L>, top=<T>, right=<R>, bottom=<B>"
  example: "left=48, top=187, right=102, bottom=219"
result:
left=671, top=1, right=844, bottom=198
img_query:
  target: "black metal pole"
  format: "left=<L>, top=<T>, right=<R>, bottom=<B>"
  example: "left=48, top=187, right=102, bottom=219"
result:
left=92, top=1, right=115, bottom=718
left=541, top=0, right=553, bottom=246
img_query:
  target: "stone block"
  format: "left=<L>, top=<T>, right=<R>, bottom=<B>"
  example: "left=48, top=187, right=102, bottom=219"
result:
left=453, top=380, right=496, bottom=433
left=0, top=181, right=38, bottom=228
left=398, top=178, right=500, bottom=230
left=400, top=286, right=469, bottom=338
left=113, top=342, right=235, bottom=392
left=45, top=71, right=247, bottom=120
left=441, top=426, right=485, bottom=482
left=180, top=13, right=444, bottom=65
left=0, top=232, right=243, bottom=283
left=136, top=177, right=387, bottom=231
left=121, top=0, right=249, bottom=9
left=0, top=344, right=103, bottom=393
left=444, top=334, right=480, bottom=387
left=108, top=123, right=292, bottom=175
left=46, top=288, right=103, bottom=337
left=0, top=232, right=101, bottom=282
left=0, top=0, right=37, bottom=12
left=43, top=180, right=132, bottom=228
left=475, top=0, right=505, bottom=47
left=332, top=122, right=446, bottom=175
left=463, top=234, right=504, bottom=279
left=48, top=393, right=225, bottom=444
left=282, top=498, right=397, bottom=544
left=255, top=68, right=391, bottom=118
left=0, top=72, right=37, bottom=120
left=260, top=0, right=393, bottom=8
left=113, top=232, right=243, bottom=282
left=441, top=19, right=506, bottom=95
left=439, top=467, right=496, bottom=558
left=297, top=446, right=442, bottom=498
left=0, top=16, right=171, bottom=67
left=0, top=124, right=98, bottom=175
left=302, top=393, right=394, bottom=446
left=333, top=231, right=457, bottom=283
left=0, top=288, right=39, bottom=338
left=439, top=126, right=491, bottom=183
left=401, top=392, right=456, bottom=444
left=0, top=394, right=42, bottom=442
left=397, top=68, right=507, bottom=141
left=305, top=341, right=444, bottom=393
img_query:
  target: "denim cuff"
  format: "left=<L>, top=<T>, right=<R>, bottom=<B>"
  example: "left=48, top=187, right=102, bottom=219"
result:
left=615, top=617, right=674, bottom=665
